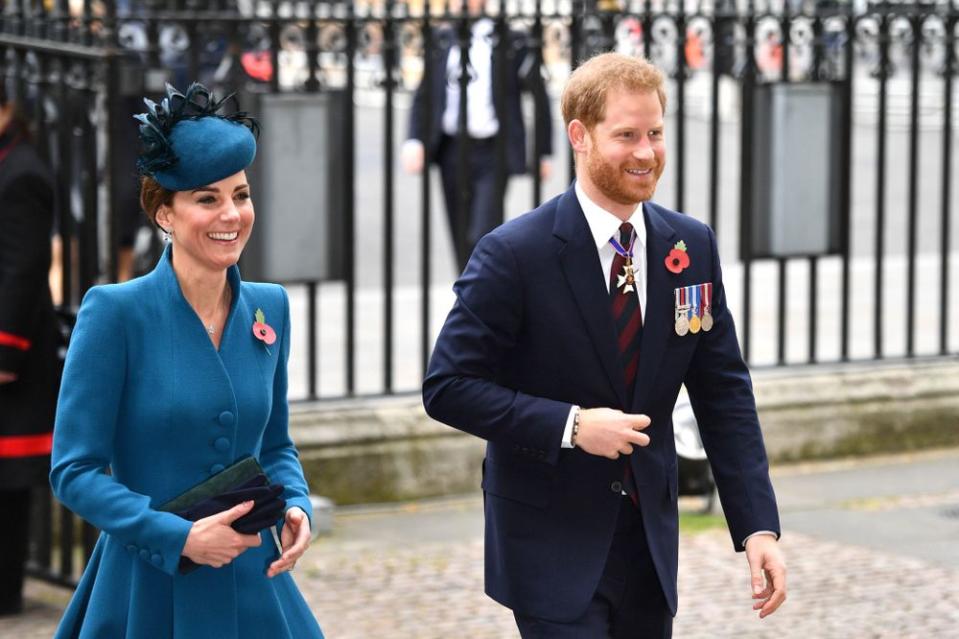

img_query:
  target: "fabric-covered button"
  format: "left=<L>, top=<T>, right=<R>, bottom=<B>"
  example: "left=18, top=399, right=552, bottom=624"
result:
left=214, top=437, right=230, bottom=452
left=151, top=553, right=163, bottom=567
left=210, top=464, right=225, bottom=475
left=126, top=545, right=137, bottom=554
left=139, top=549, right=150, bottom=560
left=610, top=481, right=623, bottom=493
left=218, top=411, right=234, bottom=426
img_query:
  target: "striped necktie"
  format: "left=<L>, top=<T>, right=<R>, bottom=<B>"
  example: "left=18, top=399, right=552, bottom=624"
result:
left=610, top=222, right=643, bottom=504
left=610, top=223, right=643, bottom=396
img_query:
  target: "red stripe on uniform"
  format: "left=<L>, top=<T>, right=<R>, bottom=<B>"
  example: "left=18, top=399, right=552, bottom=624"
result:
left=0, top=331, right=31, bottom=351
left=0, top=433, right=53, bottom=458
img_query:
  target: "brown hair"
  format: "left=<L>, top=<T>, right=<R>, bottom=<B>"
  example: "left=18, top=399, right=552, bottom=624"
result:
left=139, top=175, right=175, bottom=229
left=561, top=53, right=667, bottom=131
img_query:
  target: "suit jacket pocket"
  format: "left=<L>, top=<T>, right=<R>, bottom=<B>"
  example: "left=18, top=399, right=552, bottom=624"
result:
left=482, top=458, right=552, bottom=510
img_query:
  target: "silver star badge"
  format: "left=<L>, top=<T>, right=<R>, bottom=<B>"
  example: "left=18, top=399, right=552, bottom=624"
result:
left=617, top=264, right=635, bottom=294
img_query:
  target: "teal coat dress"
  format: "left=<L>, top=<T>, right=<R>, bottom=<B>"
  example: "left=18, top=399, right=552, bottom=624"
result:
left=50, top=246, right=324, bottom=638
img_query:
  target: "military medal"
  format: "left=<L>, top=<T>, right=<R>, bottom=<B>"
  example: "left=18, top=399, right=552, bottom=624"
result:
left=688, top=285, right=701, bottom=333
left=688, top=314, right=701, bottom=334
left=674, top=287, right=690, bottom=336
left=701, top=312, right=713, bottom=332
left=609, top=230, right=637, bottom=295
left=701, top=282, right=713, bottom=332
left=616, top=262, right=636, bottom=294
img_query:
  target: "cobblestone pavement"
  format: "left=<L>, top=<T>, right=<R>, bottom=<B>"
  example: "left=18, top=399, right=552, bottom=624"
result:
left=14, top=524, right=959, bottom=639
left=298, top=519, right=959, bottom=638
left=7, top=450, right=959, bottom=638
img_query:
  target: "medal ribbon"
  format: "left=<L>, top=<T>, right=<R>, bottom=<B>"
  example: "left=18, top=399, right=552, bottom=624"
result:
left=608, top=229, right=635, bottom=260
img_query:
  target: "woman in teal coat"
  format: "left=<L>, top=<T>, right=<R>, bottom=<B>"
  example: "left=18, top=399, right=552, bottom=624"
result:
left=50, top=84, right=324, bottom=638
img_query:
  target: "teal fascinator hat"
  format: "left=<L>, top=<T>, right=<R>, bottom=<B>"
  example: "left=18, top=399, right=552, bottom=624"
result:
left=134, top=83, right=258, bottom=191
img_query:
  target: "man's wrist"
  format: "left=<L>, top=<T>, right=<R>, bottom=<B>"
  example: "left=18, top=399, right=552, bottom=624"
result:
left=742, top=530, right=778, bottom=548
left=561, top=405, right=579, bottom=449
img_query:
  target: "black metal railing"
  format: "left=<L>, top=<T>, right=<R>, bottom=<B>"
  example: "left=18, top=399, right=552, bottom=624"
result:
left=4, top=0, right=957, bottom=586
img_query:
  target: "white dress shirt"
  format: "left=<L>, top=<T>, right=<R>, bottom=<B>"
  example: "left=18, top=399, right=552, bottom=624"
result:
left=441, top=19, right=499, bottom=139
left=561, top=182, right=646, bottom=449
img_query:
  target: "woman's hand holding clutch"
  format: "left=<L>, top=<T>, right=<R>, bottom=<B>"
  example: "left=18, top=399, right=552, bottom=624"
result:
left=266, top=507, right=311, bottom=578
left=182, top=500, right=263, bottom=568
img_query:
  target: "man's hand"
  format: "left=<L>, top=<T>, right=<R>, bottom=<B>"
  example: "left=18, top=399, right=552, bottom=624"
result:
left=745, top=534, right=787, bottom=618
left=267, top=507, right=312, bottom=578
left=575, top=408, right=650, bottom=459
left=181, top=500, right=263, bottom=568
left=401, top=140, right=425, bottom=174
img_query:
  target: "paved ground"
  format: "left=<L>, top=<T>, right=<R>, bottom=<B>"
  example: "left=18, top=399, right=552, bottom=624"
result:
left=6, top=448, right=959, bottom=638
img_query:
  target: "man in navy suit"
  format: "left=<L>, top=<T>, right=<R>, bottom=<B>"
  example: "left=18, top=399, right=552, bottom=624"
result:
left=402, top=0, right=553, bottom=271
left=423, top=53, right=786, bottom=637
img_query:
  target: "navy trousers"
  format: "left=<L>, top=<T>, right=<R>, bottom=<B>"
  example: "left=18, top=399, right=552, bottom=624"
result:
left=437, top=134, right=508, bottom=271
left=513, top=496, right=673, bottom=639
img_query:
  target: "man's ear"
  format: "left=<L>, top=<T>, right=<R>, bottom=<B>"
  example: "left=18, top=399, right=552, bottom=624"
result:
left=567, top=119, right=589, bottom=155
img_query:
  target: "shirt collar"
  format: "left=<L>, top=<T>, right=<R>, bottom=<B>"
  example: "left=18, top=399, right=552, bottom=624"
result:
left=574, top=180, right=646, bottom=254
left=472, top=18, right=494, bottom=37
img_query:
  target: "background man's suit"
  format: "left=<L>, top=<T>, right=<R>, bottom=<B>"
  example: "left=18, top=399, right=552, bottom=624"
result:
left=407, top=22, right=553, bottom=270
left=423, top=185, right=780, bottom=623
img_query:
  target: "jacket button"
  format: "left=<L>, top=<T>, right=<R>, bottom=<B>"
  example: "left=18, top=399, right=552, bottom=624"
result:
left=218, top=411, right=235, bottom=426
left=151, top=554, right=163, bottom=567
left=210, top=464, right=225, bottom=475
left=126, top=545, right=137, bottom=554
left=610, top=481, right=623, bottom=493
left=139, top=549, right=150, bottom=560
left=213, top=437, right=230, bottom=452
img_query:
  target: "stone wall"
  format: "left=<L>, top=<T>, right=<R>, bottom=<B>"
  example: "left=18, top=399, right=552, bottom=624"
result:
left=291, top=358, right=959, bottom=505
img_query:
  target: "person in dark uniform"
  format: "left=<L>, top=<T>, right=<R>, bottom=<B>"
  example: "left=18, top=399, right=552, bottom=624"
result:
left=402, top=0, right=554, bottom=271
left=0, top=84, right=60, bottom=616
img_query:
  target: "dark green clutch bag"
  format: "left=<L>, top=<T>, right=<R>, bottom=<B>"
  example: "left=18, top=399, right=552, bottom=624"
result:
left=158, top=456, right=285, bottom=574
left=158, top=456, right=266, bottom=512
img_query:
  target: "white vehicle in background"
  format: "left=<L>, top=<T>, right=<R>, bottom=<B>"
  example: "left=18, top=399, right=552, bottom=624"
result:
left=672, top=391, right=717, bottom=514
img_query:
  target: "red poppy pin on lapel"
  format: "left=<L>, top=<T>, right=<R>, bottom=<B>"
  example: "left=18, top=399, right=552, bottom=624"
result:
left=665, top=241, right=690, bottom=274
left=253, top=308, right=276, bottom=354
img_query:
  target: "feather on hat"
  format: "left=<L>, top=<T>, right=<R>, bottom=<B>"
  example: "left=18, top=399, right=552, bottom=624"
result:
left=135, top=83, right=259, bottom=191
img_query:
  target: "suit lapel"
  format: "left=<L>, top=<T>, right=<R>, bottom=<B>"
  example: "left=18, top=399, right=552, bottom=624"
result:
left=632, top=202, right=678, bottom=410
left=554, top=188, right=628, bottom=407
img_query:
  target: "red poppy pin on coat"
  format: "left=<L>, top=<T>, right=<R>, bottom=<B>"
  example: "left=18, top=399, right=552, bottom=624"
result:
left=253, top=308, right=276, bottom=354
left=665, top=241, right=690, bottom=274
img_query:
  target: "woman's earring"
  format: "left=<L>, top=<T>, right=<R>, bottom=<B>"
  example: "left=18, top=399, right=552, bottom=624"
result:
left=161, top=227, right=174, bottom=241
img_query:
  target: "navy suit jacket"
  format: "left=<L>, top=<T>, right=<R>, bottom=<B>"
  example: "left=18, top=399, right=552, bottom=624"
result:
left=407, top=25, right=552, bottom=176
left=423, top=185, right=780, bottom=621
